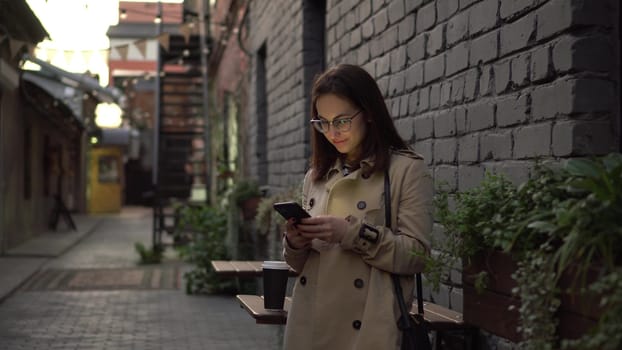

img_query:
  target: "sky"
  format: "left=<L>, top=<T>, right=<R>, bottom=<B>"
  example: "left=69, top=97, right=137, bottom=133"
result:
left=26, top=0, right=182, bottom=87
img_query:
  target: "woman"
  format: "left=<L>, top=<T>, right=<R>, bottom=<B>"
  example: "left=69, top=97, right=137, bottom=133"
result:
left=283, top=64, right=433, bottom=349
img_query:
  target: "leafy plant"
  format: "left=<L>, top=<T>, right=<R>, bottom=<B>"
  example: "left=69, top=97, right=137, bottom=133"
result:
left=175, top=204, right=236, bottom=294
left=134, top=242, right=164, bottom=264
left=228, top=179, right=261, bottom=206
left=427, top=153, right=622, bottom=350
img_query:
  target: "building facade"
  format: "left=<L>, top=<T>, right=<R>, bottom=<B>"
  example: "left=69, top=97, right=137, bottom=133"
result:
left=240, top=0, right=620, bottom=313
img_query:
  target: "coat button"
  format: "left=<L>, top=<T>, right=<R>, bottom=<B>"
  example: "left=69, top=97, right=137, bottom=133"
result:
left=300, top=276, right=307, bottom=285
left=352, top=320, right=362, bottom=329
left=354, top=278, right=364, bottom=288
left=357, top=201, right=366, bottom=210
left=309, top=198, right=315, bottom=208
left=362, top=172, right=370, bottom=179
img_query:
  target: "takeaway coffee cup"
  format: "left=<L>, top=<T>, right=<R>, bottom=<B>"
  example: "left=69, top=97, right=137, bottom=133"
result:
left=262, top=260, right=290, bottom=310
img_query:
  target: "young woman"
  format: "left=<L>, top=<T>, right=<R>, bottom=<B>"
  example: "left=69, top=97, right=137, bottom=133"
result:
left=283, top=64, right=433, bottom=349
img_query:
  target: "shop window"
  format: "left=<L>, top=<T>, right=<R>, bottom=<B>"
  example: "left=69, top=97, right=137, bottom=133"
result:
left=98, top=156, right=120, bottom=183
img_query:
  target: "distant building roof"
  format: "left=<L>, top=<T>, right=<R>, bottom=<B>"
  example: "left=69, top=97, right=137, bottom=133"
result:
left=0, top=0, right=48, bottom=43
left=107, top=23, right=183, bottom=39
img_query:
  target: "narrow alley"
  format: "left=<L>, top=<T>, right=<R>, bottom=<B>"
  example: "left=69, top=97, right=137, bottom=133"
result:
left=0, top=207, right=282, bottom=350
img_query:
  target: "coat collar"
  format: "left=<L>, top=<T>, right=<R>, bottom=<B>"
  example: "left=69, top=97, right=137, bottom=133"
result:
left=326, top=156, right=376, bottom=179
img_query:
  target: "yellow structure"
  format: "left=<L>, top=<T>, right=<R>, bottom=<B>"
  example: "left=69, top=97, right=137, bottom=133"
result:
left=88, top=147, right=123, bottom=213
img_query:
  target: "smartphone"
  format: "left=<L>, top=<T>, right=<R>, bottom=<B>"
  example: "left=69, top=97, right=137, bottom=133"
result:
left=273, top=201, right=311, bottom=222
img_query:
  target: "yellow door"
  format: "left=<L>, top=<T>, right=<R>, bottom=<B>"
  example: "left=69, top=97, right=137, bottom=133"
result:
left=88, top=147, right=122, bottom=213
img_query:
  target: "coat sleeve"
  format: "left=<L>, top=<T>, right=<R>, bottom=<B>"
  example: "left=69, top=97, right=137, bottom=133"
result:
left=339, top=158, right=433, bottom=275
left=282, top=170, right=313, bottom=273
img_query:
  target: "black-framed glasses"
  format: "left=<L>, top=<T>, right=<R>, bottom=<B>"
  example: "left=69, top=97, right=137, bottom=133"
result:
left=310, top=110, right=362, bottom=133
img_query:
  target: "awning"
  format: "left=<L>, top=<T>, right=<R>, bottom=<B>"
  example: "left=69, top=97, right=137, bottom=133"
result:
left=21, top=71, right=84, bottom=123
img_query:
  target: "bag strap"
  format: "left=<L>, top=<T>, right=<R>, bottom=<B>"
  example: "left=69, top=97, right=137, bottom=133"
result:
left=384, top=168, right=425, bottom=317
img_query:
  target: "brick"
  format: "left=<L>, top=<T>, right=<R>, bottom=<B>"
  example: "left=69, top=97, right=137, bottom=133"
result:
left=430, top=83, right=441, bottom=109
left=460, top=0, right=478, bottom=10
left=434, top=138, right=457, bottom=164
left=553, top=35, right=614, bottom=73
left=395, top=117, right=414, bottom=142
left=414, top=113, right=434, bottom=140
left=400, top=94, right=410, bottom=117
left=370, top=36, right=384, bottom=57
left=388, top=74, right=405, bottom=96
left=455, top=107, right=467, bottom=135
left=406, top=0, right=423, bottom=13
left=373, top=8, right=389, bottom=34
left=480, top=65, right=492, bottom=96
left=500, top=0, right=534, bottom=20
left=359, top=0, right=372, bottom=21
left=458, top=165, right=485, bottom=191
left=435, top=109, right=456, bottom=137
left=406, top=34, right=426, bottom=63
left=531, top=45, right=551, bottom=82
left=500, top=13, right=535, bottom=56
left=416, top=2, right=436, bottom=34
left=451, top=75, right=465, bottom=104
left=390, top=45, right=407, bottom=72
left=413, top=139, right=434, bottom=165
left=464, top=68, right=477, bottom=101
left=469, top=0, right=498, bottom=35
left=408, top=91, right=419, bottom=115
left=388, top=0, right=405, bottom=24
left=496, top=93, right=528, bottom=127
left=446, top=41, right=469, bottom=76
left=532, top=79, right=615, bottom=120
left=362, top=18, right=375, bottom=39
left=552, top=120, right=616, bottom=156
left=424, top=53, right=445, bottom=83
left=418, top=86, right=430, bottom=112
left=382, top=25, right=399, bottom=52
left=467, top=101, right=495, bottom=131
left=446, top=10, right=468, bottom=46
left=398, top=15, right=416, bottom=43
left=434, top=165, right=458, bottom=192
left=350, top=27, right=362, bottom=48
left=470, top=29, right=498, bottom=66
left=440, top=81, right=452, bottom=107
left=536, top=0, right=572, bottom=41
left=372, top=0, right=385, bottom=12
left=514, top=122, right=552, bottom=158
left=427, top=24, right=445, bottom=56
left=511, top=52, right=530, bottom=87
left=459, top=133, right=480, bottom=163
left=437, top=0, right=460, bottom=22
left=345, top=11, right=357, bottom=31
left=391, top=98, right=400, bottom=119
left=377, top=53, right=391, bottom=76
left=404, top=61, right=424, bottom=90
left=492, top=161, right=532, bottom=185
left=494, top=60, right=510, bottom=94
left=481, top=131, right=512, bottom=160
left=357, top=42, right=371, bottom=65
left=377, top=76, right=389, bottom=96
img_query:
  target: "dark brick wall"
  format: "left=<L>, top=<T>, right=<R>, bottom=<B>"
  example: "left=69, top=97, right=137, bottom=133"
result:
left=246, top=0, right=620, bottom=318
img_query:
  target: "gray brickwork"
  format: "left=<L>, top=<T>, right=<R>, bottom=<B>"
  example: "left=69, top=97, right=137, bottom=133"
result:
left=244, top=0, right=621, bottom=345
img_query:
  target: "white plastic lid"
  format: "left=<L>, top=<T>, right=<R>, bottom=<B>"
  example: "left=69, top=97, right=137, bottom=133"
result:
left=262, top=261, right=290, bottom=270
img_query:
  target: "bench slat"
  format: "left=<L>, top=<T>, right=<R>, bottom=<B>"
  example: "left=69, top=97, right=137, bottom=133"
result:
left=211, top=260, right=298, bottom=278
left=236, top=294, right=468, bottom=332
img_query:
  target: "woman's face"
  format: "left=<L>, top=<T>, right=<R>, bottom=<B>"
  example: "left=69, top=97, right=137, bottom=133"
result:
left=315, top=93, right=367, bottom=162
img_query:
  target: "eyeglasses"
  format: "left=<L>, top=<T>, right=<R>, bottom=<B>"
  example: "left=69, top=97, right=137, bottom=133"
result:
left=310, top=110, right=362, bottom=133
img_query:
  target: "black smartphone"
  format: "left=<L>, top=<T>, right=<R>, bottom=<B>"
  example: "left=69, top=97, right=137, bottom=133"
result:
left=273, top=201, right=311, bottom=222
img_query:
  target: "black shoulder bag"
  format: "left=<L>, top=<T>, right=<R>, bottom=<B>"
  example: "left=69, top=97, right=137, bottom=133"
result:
left=385, top=168, right=432, bottom=350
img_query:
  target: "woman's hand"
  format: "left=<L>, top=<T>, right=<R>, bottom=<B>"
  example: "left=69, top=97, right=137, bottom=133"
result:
left=284, top=218, right=313, bottom=249
left=296, top=215, right=349, bottom=243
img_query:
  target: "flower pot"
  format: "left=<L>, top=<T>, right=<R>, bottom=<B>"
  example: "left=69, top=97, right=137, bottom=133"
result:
left=463, top=250, right=604, bottom=343
left=462, top=250, right=521, bottom=342
left=241, top=196, right=261, bottom=220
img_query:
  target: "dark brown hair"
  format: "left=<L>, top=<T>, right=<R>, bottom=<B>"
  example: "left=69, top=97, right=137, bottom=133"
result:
left=310, top=64, right=408, bottom=181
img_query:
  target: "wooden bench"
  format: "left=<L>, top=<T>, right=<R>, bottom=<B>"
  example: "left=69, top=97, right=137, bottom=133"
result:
left=236, top=295, right=477, bottom=348
left=210, top=260, right=298, bottom=278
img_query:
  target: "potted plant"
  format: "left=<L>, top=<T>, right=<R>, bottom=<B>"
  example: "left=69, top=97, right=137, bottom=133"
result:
left=426, top=153, right=622, bottom=350
left=229, top=179, right=262, bottom=220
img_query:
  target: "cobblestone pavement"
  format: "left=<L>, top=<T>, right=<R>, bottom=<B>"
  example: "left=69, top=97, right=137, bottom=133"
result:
left=0, top=207, right=283, bottom=350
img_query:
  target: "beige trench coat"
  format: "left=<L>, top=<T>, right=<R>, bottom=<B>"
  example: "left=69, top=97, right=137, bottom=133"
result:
left=283, top=149, right=433, bottom=350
